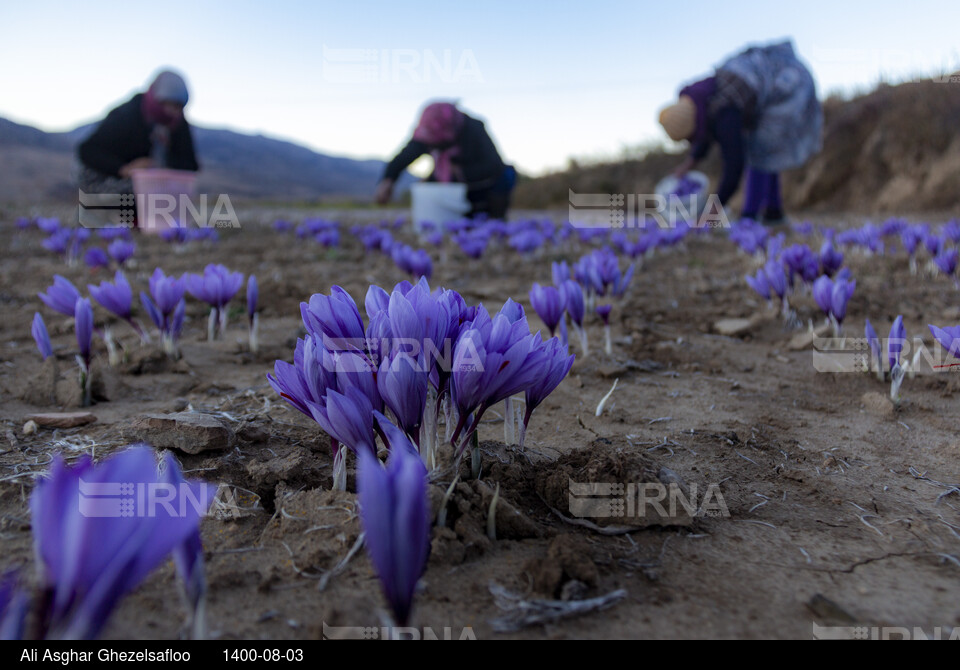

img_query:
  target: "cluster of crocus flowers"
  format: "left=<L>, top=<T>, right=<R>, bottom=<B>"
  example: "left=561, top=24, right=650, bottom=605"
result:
left=185, top=264, right=244, bottom=341
left=570, top=248, right=633, bottom=354
left=269, top=279, right=575, bottom=485
left=1, top=446, right=216, bottom=640
left=390, top=244, right=433, bottom=280
left=141, top=269, right=187, bottom=358
left=450, top=300, right=574, bottom=467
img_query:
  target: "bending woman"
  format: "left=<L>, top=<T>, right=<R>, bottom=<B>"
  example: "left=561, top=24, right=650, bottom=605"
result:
left=375, top=101, right=516, bottom=220
left=659, top=40, right=822, bottom=224
left=78, top=69, right=199, bottom=195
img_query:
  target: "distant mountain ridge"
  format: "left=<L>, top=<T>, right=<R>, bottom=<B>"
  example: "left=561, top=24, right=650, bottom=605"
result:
left=0, top=115, right=410, bottom=204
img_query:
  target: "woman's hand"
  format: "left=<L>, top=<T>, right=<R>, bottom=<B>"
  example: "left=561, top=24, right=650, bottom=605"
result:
left=374, top=178, right=395, bottom=205
left=672, top=156, right=696, bottom=178
left=119, top=157, right=156, bottom=179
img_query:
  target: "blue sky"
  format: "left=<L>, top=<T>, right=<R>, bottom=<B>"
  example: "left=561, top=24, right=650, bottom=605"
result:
left=1, top=1, right=958, bottom=176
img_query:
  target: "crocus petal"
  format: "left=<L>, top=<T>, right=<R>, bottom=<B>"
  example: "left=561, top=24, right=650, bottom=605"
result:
left=888, top=315, right=905, bottom=369
left=75, top=298, right=93, bottom=362
left=32, top=312, right=53, bottom=360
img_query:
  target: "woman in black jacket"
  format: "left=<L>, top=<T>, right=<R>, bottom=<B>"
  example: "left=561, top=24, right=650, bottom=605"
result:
left=375, top=101, right=516, bottom=219
left=77, top=70, right=199, bottom=195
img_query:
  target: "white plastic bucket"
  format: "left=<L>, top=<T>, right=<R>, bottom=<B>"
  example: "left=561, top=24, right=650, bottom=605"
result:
left=130, top=168, right=198, bottom=234
left=410, top=182, right=470, bottom=232
left=653, top=170, right=710, bottom=224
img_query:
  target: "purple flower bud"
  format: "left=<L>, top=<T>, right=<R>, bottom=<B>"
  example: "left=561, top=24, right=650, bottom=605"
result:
left=75, top=298, right=93, bottom=365
left=84, top=248, right=110, bottom=269
left=819, top=240, right=844, bottom=277
left=107, top=239, right=136, bottom=265
left=29, top=446, right=216, bottom=639
left=888, top=316, right=905, bottom=370
left=929, top=323, right=960, bottom=361
left=596, top=304, right=612, bottom=326
left=830, top=278, right=855, bottom=324
left=812, top=275, right=834, bottom=316
left=746, top=269, right=771, bottom=301
left=377, top=352, right=428, bottom=443
left=934, top=248, right=958, bottom=276
left=148, top=269, right=187, bottom=317
left=185, top=264, right=244, bottom=310
left=88, top=271, right=133, bottom=321
left=356, top=441, right=430, bottom=626
left=561, top=280, right=585, bottom=327
left=32, top=313, right=53, bottom=360
left=529, top=283, right=564, bottom=336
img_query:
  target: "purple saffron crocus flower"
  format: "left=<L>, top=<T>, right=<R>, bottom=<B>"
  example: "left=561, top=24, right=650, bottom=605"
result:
left=309, top=386, right=378, bottom=457
left=377, top=352, right=428, bottom=446
left=32, top=313, right=53, bottom=360
left=929, top=324, right=960, bottom=361
left=185, top=264, right=244, bottom=340
left=763, top=260, right=787, bottom=300
left=301, top=286, right=366, bottom=345
left=148, top=269, right=187, bottom=316
left=924, top=234, right=943, bottom=257
left=745, top=269, right=772, bottom=301
left=450, top=311, right=547, bottom=447
left=356, top=443, right=430, bottom=627
left=185, top=264, right=244, bottom=310
left=934, top=248, right=958, bottom=276
left=75, top=298, right=93, bottom=367
left=36, top=217, right=61, bottom=234
left=830, top=278, right=856, bottom=325
left=529, top=283, right=564, bottom=337
left=267, top=335, right=337, bottom=419
left=888, top=316, right=905, bottom=370
left=812, top=275, right=834, bottom=316
left=29, top=446, right=216, bottom=640
left=561, top=280, right=584, bottom=327
left=521, top=338, right=574, bottom=447
left=39, top=276, right=81, bottom=317
left=88, top=271, right=133, bottom=321
left=107, top=239, right=135, bottom=266
left=596, top=304, right=612, bottom=326
left=84, top=248, right=110, bottom=270
left=819, top=240, right=844, bottom=277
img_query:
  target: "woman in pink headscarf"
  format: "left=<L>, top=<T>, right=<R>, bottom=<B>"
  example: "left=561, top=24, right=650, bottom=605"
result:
left=78, top=69, right=199, bottom=195
left=375, top=101, right=516, bottom=219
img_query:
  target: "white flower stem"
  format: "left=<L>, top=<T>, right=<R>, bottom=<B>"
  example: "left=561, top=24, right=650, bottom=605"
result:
left=207, top=308, right=216, bottom=342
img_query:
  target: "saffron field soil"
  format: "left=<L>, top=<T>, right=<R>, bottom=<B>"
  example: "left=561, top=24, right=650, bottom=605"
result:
left=2, top=209, right=960, bottom=640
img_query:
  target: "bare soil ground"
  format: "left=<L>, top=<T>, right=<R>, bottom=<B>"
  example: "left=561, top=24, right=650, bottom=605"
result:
left=2, top=208, right=959, bottom=640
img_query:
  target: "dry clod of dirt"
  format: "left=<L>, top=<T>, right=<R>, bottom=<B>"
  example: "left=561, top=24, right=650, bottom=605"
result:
left=124, top=411, right=237, bottom=454
left=861, top=391, right=895, bottom=418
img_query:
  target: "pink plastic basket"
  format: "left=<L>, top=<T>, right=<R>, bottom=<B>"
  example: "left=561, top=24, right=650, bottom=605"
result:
left=130, top=168, right=198, bottom=233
